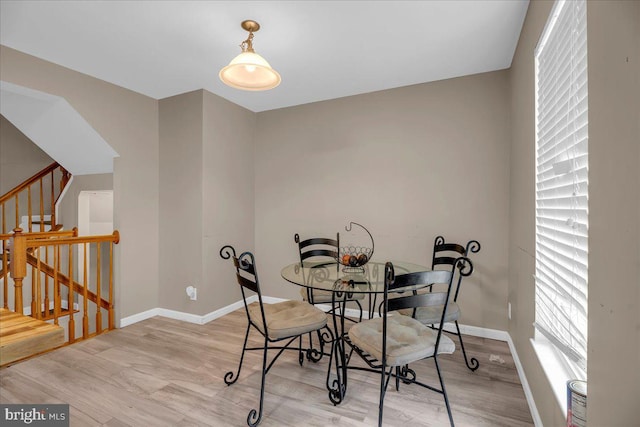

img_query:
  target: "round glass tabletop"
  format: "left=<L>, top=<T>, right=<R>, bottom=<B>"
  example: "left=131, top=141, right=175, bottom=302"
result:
left=280, top=260, right=431, bottom=294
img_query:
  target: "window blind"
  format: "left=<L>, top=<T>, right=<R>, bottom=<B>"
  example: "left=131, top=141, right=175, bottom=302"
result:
left=534, top=0, right=588, bottom=372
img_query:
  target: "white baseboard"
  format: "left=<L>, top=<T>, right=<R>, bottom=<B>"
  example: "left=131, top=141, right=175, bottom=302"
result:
left=260, top=296, right=286, bottom=305
left=119, top=297, right=507, bottom=342
left=508, top=335, right=543, bottom=427
left=117, top=296, right=541, bottom=427
left=448, top=322, right=509, bottom=342
left=119, top=308, right=161, bottom=327
left=119, top=296, right=257, bottom=328
left=442, top=323, right=541, bottom=426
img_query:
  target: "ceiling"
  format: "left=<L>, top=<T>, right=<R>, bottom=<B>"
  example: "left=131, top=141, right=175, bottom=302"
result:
left=0, top=1, right=529, bottom=113
left=1, top=81, right=118, bottom=175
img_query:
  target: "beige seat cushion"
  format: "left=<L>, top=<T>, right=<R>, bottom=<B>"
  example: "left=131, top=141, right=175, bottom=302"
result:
left=398, top=302, right=460, bottom=324
left=348, top=314, right=455, bottom=367
left=299, top=287, right=365, bottom=303
left=248, top=301, right=328, bottom=340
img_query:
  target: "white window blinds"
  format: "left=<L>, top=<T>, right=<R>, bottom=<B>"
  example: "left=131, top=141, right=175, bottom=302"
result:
left=534, top=0, right=588, bottom=372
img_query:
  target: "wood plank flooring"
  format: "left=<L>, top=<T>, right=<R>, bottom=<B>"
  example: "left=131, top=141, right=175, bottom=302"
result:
left=0, top=309, right=534, bottom=426
left=0, top=308, right=65, bottom=366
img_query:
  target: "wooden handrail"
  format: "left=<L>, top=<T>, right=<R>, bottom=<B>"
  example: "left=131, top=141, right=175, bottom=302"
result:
left=9, top=227, right=118, bottom=296
left=1, top=162, right=71, bottom=235
left=7, top=228, right=118, bottom=344
left=0, top=162, right=119, bottom=350
left=26, top=228, right=78, bottom=240
left=0, top=229, right=77, bottom=290
left=0, top=228, right=78, bottom=241
left=0, top=162, right=62, bottom=203
left=25, top=231, right=119, bottom=247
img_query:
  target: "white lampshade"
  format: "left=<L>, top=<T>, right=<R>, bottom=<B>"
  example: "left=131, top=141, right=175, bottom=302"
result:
left=219, top=51, right=281, bottom=91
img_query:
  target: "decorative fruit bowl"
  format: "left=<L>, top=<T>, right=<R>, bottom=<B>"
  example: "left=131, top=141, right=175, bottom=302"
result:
left=337, top=222, right=374, bottom=271
left=339, top=251, right=371, bottom=268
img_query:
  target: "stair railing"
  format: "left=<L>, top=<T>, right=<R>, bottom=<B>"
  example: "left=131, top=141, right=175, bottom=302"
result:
left=7, top=228, right=119, bottom=343
left=0, top=162, right=71, bottom=235
left=1, top=233, right=10, bottom=308
left=1, top=228, right=77, bottom=310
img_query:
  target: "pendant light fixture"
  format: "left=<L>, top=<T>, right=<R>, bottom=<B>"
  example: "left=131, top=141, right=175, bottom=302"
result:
left=219, top=20, right=281, bottom=91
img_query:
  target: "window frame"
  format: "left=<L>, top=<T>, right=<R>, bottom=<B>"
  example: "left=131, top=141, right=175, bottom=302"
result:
left=533, top=0, right=589, bottom=381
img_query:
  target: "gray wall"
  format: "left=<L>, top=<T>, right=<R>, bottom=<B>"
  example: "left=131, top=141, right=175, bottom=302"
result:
left=508, top=1, right=560, bottom=424
left=3, top=3, right=639, bottom=422
left=158, top=90, right=255, bottom=314
left=1, top=45, right=160, bottom=320
left=1, top=114, right=56, bottom=233
left=58, top=174, right=113, bottom=230
left=202, top=90, right=255, bottom=311
left=585, top=1, right=639, bottom=424
left=0, top=114, right=54, bottom=194
left=254, top=70, right=511, bottom=331
left=158, top=91, right=204, bottom=313
left=508, top=1, right=640, bottom=425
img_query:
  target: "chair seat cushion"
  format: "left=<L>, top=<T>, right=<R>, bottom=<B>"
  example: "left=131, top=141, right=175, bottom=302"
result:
left=348, top=314, right=455, bottom=367
left=398, top=302, right=460, bottom=324
left=248, top=301, right=327, bottom=340
left=299, top=287, right=365, bottom=303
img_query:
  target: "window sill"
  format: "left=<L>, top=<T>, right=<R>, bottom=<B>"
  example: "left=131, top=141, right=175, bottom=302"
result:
left=530, top=333, right=586, bottom=418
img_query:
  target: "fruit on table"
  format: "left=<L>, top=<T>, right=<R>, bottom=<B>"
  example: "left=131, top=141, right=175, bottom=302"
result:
left=349, top=255, right=358, bottom=266
left=342, top=254, right=351, bottom=265
left=357, top=253, right=368, bottom=265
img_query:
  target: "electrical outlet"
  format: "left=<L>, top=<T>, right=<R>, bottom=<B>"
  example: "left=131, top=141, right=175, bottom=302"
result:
left=508, top=302, right=512, bottom=320
left=186, top=286, right=197, bottom=301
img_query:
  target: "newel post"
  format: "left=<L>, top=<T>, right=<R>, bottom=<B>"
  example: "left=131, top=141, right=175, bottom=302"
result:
left=60, top=167, right=70, bottom=191
left=10, top=228, right=27, bottom=314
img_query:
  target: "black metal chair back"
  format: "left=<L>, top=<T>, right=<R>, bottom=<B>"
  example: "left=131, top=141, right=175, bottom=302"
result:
left=220, top=245, right=269, bottom=340
left=219, top=244, right=330, bottom=427
left=428, top=235, right=481, bottom=372
left=431, top=235, right=481, bottom=302
left=294, top=233, right=340, bottom=264
left=346, top=258, right=473, bottom=427
left=294, top=233, right=341, bottom=304
left=382, top=261, right=471, bottom=367
left=294, top=232, right=366, bottom=324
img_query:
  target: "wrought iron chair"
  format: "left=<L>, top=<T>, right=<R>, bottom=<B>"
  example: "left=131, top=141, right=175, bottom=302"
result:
left=408, top=236, right=482, bottom=371
left=345, top=259, right=472, bottom=427
left=220, top=245, right=331, bottom=427
left=294, top=233, right=365, bottom=321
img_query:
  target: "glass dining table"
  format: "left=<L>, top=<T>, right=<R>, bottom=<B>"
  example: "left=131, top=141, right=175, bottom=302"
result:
left=281, top=259, right=431, bottom=405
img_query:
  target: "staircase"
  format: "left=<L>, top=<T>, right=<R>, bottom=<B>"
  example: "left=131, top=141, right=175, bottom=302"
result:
left=0, top=162, right=120, bottom=366
left=0, top=308, right=64, bottom=365
left=0, top=162, right=70, bottom=234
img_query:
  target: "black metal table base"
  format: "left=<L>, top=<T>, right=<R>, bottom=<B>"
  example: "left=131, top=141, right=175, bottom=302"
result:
left=325, top=292, right=354, bottom=405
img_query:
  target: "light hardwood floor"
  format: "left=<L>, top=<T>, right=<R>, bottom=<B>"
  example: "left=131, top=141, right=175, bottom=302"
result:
left=0, top=309, right=534, bottom=426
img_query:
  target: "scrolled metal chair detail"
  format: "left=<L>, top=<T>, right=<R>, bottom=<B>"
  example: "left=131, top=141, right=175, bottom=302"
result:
left=294, top=231, right=365, bottom=356
left=396, top=236, right=482, bottom=371
left=343, top=258, right=472, bottom=427
left=430, top=235, right=481, bottom=371
left=219, top=244, right=332, bottom=426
